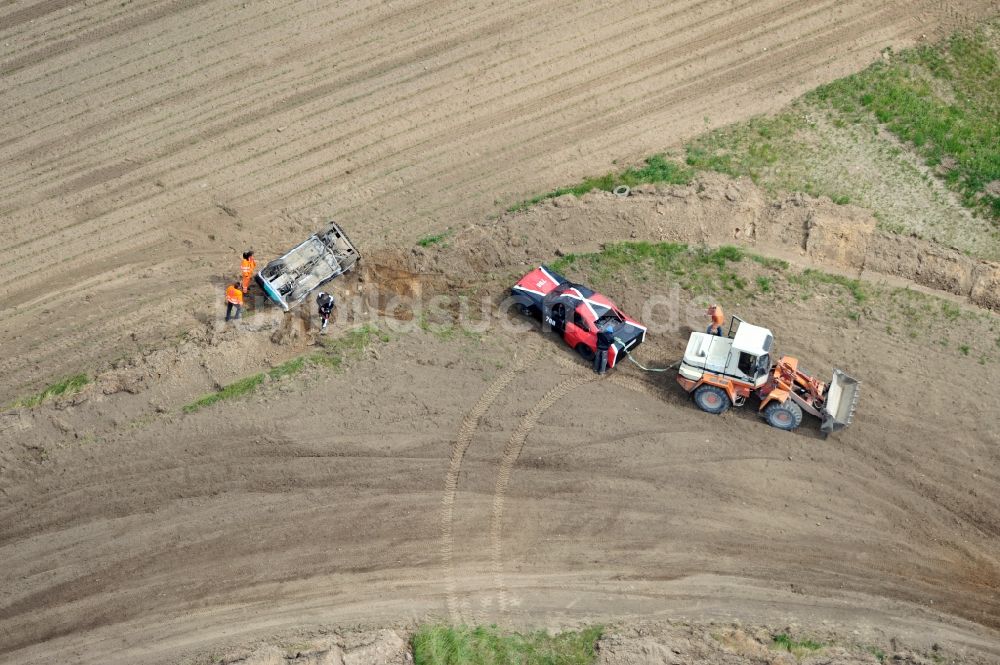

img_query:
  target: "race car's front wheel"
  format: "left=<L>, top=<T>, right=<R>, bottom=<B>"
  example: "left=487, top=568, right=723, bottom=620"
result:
left=575, top=343, right=595, bottom=361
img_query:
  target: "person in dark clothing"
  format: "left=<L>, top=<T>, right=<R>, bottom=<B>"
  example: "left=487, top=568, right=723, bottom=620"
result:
left=316, top=291, right=336, bottom=332
left=594, top=324, right=614, bottom=375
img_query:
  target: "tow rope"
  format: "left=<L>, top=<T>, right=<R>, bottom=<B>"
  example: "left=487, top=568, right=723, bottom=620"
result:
left=614, top=337, right=680, bottom=373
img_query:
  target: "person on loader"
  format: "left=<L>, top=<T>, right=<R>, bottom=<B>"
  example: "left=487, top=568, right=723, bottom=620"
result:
left=594, top=324, right=614, bottom=375
left=316, top=291, right=336, bottom=332
left=240, top=250, right=257, bottom=292
left=706, top=304, right=724, bottom=336
left=225, top=282, right=244, bottom=321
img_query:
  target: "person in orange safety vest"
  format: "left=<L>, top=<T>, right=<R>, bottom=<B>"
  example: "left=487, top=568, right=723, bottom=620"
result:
left=706, top=304, right=724, bottom=336
left=225, top=282, right=244, bottom=321
left=240, top=250, right=256, bottom=292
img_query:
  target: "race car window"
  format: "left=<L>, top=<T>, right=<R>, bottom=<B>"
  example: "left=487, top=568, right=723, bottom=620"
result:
left=573, top=311, right=591, bottom=332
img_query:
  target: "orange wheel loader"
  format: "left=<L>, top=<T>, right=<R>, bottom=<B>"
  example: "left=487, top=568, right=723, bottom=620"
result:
left=676, top=317, right=860, bottom=435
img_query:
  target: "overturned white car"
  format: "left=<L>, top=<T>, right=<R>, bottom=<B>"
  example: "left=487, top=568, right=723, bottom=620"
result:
left=255, top=221, right=360, bottom=311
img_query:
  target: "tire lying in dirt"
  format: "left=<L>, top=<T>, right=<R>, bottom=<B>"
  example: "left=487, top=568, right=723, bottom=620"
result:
left=763, top=400, right=803, bottom=430
left=693, top=385, right=730, bottom=414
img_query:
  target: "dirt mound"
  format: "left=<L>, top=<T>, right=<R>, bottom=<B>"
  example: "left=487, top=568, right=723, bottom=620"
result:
left=213, top=630, right=409, bottom=665
left=425, top=174, right=1000, bottom=310
left=596, top=621, right=991, bottom=665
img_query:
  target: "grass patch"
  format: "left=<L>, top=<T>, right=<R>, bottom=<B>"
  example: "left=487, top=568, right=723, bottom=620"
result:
left=866, top=645, right=887, bottom=663
left=268, top=356, right=306, bottom=380
left=12, top=373, right=89, bottom=408
left=411, top=625, right=602, bottom=665
left=772, top=634, right=824, bottom=658
left=546, top=243, right=1000, bottom=362
left=750, top=254, right=790, bottom=270
left=417, top=229, right=453, bottom=248
left=550, top=241, right=780, bottom=295
left=788, top=268, right=867, bottom=304
left=183, top=373, right=265, bottom=413
left=508, top=154, right=692, bottom=211
left=940, top=301, right=962, bottom=321
left=682, top=21, right=1000, bottom=259
left=183, top=325, right=387, bottom=413
left=686, top=113, right=806, bottom=183
left=811, top=29, right=1000, bottom=220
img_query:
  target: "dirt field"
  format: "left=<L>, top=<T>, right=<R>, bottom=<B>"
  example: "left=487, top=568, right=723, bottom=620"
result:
left=4, top=0, right=1000, bottom=402
left=3, top=1, right=1000, bottom=663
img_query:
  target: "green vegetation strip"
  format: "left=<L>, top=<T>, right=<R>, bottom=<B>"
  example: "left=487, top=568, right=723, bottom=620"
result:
left=11, top=373, right=89, bottom=408
left=551, top=241, right=791, bottom=297
left=411, top=625, right=602, bottom=665
left=683, top=22, right=1000, bottom=255
left=813, top=29, right=1000, bottom=219
left=552, top=241, right=999, bottom=361
left=508, top=154, right=692, bottom=212
left=551, top=241, right=870, bottom=307
left=182, top=325, right=387, bottom=413
left=418, top=229, right=453, bottom=248
left=772, top=633, right=824, bottom=655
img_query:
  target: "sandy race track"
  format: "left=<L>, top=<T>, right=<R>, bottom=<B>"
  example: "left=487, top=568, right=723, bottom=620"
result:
left=3, top=182, right=1000, bottom=663
left=3, top=0, right=1000, bottom=663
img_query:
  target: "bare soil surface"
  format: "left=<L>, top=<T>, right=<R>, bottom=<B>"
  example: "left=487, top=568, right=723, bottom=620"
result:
left=3, top=184, right=1000, bottom=663
left=3, top=0, right=998, bottom=402
left=3, top=1, right=1000, bottom=663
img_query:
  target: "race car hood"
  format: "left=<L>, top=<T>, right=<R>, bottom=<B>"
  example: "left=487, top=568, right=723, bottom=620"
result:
left=607, top=320, right=646, bottom=350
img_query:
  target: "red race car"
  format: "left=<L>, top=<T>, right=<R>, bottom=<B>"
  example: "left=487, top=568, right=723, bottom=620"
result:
left=511, top=265, right=646, bottom=368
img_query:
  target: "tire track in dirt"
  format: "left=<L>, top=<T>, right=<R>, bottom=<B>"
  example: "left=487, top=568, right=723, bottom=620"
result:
left=0, top=0, right=984, bottom=226
left=0, top=0, right=212, bottom=77
left=0, top=0, right=920, bottom=254
left=0, top=0, right=551, bottom=166
left=278, top=0, right=915, bottom=219
left=1, top=0, right=772, bottom=208
left=1, top=0, right=384, bottom=149
left=288, top=0, right=920, bottom=223
left=489, top=373, right=597, bottom=617
left=1, top=0, right=595, bottom=209
left=440, top=344, right=540, bottom=623
left=0, top=0, right=85, bottom=33
left=1, top=0, right=820, bottom=260
left=181, top=0, right=818, bottom=211
left=0, top=0, right=576, bottom=239
left=0, top=0, right=157, bottom=63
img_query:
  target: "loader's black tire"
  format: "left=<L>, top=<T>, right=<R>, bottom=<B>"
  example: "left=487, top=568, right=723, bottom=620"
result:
left=575, top=343, right=595, bottom=362
left=693, top=385, right=730, bottom=415
left=764, top=400, right=803, bottom=431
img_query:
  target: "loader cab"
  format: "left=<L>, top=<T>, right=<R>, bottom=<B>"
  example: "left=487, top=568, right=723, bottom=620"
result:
left=728, top=318, right=773, bottom=385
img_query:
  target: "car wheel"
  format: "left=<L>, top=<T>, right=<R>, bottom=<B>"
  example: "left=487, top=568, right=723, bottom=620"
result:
left=575, top=343, right=595, bottom=361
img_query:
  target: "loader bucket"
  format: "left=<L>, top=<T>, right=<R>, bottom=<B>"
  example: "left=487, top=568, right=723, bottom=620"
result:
left=821, top=369, right=860, bottom=434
